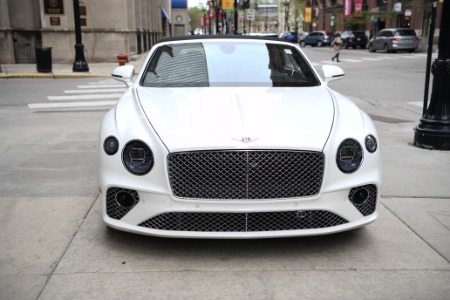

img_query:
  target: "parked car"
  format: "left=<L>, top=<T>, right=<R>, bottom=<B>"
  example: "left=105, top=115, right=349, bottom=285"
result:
left=100, top=35, right=381, bottom=238
left=299, top=31, right=333, bottom=47
left=280, top=31, right=299, bottom=43
left=368, top=28, right=419, bottom=53
left=299, top=32, right=309, bottom=41
left=341, top=31, right=368, bottom=49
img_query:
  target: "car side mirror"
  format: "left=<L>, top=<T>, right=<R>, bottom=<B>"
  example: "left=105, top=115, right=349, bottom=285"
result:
left=112, top=65, right=135, bottom=87
left=322, top=65, right=345, bottom=82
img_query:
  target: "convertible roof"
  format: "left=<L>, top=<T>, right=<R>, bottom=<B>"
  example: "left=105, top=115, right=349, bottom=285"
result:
left=156, top=34, right=284, bottom=45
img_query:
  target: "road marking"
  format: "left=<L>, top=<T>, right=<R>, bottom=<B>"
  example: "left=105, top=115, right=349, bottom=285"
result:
left=78, top=84, right=125, bottom=88
left=361, top=58, right=382, bottom=61
left=408, top=102, right=424, bottom=108
left=340, top=59, right=363, bottom=63
left=48, top=93, right=123, bottom=101
left=29, top=101, right=118, bottom=109
left=64, top=88, right=126, bottom=94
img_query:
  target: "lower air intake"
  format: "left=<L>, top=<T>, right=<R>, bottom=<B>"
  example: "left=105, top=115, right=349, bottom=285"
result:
left=348, top=184, right=377, bottom=216
left=139, top=210, right=348, bottom=232
left=106, top=187, right=139, bottom=220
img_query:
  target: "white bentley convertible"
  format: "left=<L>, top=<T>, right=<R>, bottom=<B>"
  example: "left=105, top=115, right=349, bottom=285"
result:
left=99, top=36, right=381, bottom=238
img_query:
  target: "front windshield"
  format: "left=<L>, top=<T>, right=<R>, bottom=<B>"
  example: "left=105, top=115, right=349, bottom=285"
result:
left=141, top=41, right=320, bottom=88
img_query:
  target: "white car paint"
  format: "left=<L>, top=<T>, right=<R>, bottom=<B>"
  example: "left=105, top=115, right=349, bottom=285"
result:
left=99, top=37, right=381, bottom=238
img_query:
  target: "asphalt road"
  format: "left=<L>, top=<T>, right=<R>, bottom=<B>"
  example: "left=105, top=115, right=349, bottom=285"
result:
left=1, top=48, right=449, bottom=299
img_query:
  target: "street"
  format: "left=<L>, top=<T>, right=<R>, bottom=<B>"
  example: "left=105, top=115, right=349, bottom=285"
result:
left=0, top=47, right=449, bottom=299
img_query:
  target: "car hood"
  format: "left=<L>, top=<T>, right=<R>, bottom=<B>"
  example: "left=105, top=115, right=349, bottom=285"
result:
left=135, top=86, right=334, bottom=152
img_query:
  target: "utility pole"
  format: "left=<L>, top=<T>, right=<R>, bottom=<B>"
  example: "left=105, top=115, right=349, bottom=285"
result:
left=72, top=0, right=89, bottom=72
left=414, top=0, right=450, bottom=150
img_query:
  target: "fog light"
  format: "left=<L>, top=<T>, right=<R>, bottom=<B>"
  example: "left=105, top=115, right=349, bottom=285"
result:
left=116, top=191, right=136, bottom=208
left=350, top=188, right=369, bottom=205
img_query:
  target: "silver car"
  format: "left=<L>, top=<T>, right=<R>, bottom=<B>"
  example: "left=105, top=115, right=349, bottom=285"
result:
left=368, top=28, right=418, bottom=53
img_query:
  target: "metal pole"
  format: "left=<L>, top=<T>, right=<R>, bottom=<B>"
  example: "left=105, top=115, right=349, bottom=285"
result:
left=422, top=1, right=437, bottom=116
left=234, top=0, right=238, bottom=34
left=72, top=0, right=89, bottom=72
left=414, top=0, right=450, bottom=150
left=243, top=4, right=245, bottom=34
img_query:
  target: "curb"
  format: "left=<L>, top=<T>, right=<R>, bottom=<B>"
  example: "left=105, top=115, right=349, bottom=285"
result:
left=0, top=73, right=110, bottom=79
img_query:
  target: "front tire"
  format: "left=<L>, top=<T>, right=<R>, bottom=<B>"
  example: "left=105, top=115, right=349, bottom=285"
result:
left=300, top=41, right=306, bottom=47
left=368, top=43, right=375, bottom=53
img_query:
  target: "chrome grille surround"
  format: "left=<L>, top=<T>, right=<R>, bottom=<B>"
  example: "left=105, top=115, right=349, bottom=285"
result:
left=348, top=184, right=377, bottom=216
left=139, top=210, right=348, bottom=232
left=168, top=150, right=324, bottom=200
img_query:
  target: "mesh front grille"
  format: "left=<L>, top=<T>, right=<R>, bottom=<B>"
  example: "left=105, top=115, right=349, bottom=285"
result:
left=168, top=150, right=324, bottom=200
left=139, top=210, right=348, bottom=232
left=349, top=184, right=377, bottom=216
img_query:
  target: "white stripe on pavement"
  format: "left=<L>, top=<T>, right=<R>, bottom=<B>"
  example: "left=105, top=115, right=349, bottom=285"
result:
left=408, top=102, right=424, bottom=108
left=340, top=59, right=363, bottom=63
left=48, top=93, right=123, bottom=101
left=64, top=88, right=126, bottom=94
left=29, top=101, right=118, bottom=109
left=77, top=84, right=125, bottom=88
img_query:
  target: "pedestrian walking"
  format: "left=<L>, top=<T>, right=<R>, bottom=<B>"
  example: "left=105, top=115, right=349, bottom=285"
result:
left=331, top=33, right=342, bottom=62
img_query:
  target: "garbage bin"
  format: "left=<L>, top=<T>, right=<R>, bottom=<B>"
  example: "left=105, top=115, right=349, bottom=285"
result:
left=35, top=47, right=52, bottom=73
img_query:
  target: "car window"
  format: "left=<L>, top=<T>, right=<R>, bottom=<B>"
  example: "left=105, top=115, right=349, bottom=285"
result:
left=142, top=43, right=209, bottom=88
left=141, top=42, right=320, bottom=88
left=396, top=29, right=416, bottom=36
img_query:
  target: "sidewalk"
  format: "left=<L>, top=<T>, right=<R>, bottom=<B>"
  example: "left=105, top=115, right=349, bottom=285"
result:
left=0, top=54, right=147, bottom=79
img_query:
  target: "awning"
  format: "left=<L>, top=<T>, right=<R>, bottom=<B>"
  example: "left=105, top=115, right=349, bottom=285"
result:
left=161, top=8, right=169, bottom=20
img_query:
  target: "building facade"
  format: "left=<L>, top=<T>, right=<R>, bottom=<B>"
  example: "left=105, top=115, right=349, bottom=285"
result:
left=0, top=0, right=190, bottom=64
left=301, top=0, right=442, bottom=39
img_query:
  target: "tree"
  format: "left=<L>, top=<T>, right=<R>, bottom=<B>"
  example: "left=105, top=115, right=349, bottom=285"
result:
left=188, top=7, right=204, bottom=33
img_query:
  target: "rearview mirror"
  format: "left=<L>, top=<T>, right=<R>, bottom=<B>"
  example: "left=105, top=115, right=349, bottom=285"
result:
left=112, top=65, right=135, bottom=87
left=322, top=65, right=345, bottom=82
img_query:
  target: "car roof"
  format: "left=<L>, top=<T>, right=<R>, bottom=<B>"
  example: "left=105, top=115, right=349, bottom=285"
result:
left=156, top=35, right=284, bottom=45
left=382, top=28, right=414, bottom=31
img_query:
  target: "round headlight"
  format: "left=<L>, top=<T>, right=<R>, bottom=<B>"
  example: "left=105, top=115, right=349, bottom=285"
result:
left=122, top=140, right=154, bottom=175
left=103, top=136, right=119, bottom=155
left=365, top=134, right=378, bottom=153
left=336, top=139, right=363, bottom=173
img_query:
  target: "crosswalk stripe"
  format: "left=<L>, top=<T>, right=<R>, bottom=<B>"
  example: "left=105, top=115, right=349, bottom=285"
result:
left=64, top=88, right=126, bottom=94
left=408, top=102, right=423, bottom=108
left=78, top=84, right=125, bottom=88
left=341, top=59, right=363, bottom=63
left=48, top=93, right=123, bottom=101
left=29, top=101, right=118, bottom=109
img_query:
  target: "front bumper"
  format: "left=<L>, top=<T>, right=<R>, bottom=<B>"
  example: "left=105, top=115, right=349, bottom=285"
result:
left=101, top=183, right=379, bottom=239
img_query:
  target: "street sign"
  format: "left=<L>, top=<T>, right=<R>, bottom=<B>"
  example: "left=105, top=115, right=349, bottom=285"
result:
left=247, top=9, right=255, bottom=21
